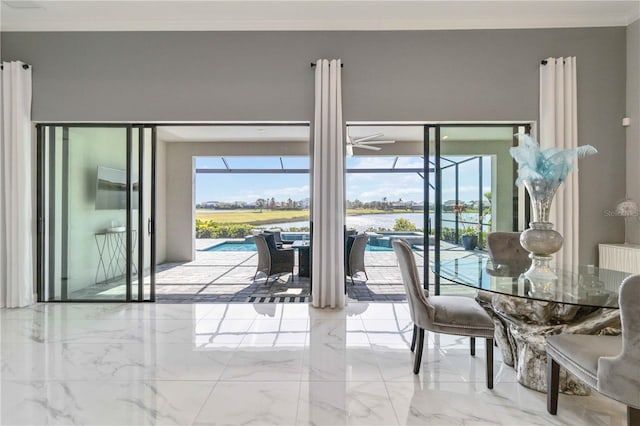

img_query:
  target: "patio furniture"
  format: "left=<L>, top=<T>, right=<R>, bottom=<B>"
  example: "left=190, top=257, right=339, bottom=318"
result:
left=264, top=230, right=294, bottom=248
left=253, top=233, right=294, bottom=283
left=292, top=240, right=311, bottom=277
left=393, top=239, right=495, bottom=388
left=546, top=274, right=640, bottom=425
left=346, top=233, right=369, bottom=285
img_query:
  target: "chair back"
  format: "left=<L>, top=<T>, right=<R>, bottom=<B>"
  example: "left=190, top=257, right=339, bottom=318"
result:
left=597, top=274, right=640, bottom=408
left=264, top=230, right=284, bottom=245
left=486, top=232, right=531, bottom=271
left=392, top=239, right=432, bottom=326
left=259, top=233, right=279, bottom=252
left=253, top=234, right=271, bottom=271
left=345, top=229, right=357, bottom=238
left=347, top=234, right=369, bottom=273
left=618, top=274, right=640, bottom=350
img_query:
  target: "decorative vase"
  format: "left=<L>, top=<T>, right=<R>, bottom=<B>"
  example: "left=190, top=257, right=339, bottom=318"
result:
left=519, top=179, right=564, bottom=290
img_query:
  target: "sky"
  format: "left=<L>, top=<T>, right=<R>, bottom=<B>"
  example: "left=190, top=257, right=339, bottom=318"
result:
left=195, top=156, right=491, bottom=204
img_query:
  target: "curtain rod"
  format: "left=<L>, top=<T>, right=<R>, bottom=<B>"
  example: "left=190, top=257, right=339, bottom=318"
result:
left=540, top=59, right=567, bottom=65
left=0, top=64, right=31, bottom=70
left=310, top=62, right=344, bottom=68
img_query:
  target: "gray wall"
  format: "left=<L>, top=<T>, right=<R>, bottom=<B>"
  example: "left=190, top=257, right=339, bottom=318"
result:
left=2, top=28, right=628, bottom=263
left=627, top=19, right=640, bottom=244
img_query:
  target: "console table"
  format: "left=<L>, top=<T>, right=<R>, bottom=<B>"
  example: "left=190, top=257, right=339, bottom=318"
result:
left=94, top=229, right=137, bottom=284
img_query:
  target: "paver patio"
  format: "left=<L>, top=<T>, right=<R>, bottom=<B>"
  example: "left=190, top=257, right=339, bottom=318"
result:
left=153, top=239, right=484, bottom=303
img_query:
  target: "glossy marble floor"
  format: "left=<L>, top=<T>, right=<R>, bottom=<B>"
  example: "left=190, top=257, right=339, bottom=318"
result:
left=1, top=302, right=627, bottom=425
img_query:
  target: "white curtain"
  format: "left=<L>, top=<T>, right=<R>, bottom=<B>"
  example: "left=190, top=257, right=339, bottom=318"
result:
left=312, top=59, right=346, bottom=308
left=0, top=61, right=35, bottom=308
left=539, top=56, right=578, bottom=267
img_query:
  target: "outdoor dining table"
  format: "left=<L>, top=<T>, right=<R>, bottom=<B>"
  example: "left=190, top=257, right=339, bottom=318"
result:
left=434, top=257, right=629, bottom=394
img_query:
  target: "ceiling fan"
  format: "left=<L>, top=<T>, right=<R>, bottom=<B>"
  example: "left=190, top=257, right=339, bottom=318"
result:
left=346, top=131, right=396, bottom=156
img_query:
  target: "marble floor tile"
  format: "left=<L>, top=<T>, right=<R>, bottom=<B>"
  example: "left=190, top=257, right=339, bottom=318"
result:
left=297, top=381, right=398, bottom=425
left=373, top=346, right=467, bottom=383
left=219, top=348, right=305, bottom=381
left=194, top=381, right=300, bottom=425
left=302, top=346, right=384, bottom=382
left=1, top=380, right=215, bottom=425
left=385, top=381, right=626, bottom=426
left=0, top=301, right=629, bottom=425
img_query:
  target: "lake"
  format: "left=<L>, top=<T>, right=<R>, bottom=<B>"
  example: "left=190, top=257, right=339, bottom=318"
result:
left=269, top=212, right=488, bottom=232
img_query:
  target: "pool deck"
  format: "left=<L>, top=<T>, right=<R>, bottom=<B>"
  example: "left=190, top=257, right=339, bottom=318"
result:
left=152, top=239, right=483, bottom=303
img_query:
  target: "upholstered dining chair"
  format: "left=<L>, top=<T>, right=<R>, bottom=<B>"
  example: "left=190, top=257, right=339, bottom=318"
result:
left=253, top=233, right=294, bottom=283
left=546, top=274, right=640, bottom=425
left=392, top=239, right=495, bottom=388
left=486, top=232, right=531, bottom=273
left=346, top=233, right=369, bottom=285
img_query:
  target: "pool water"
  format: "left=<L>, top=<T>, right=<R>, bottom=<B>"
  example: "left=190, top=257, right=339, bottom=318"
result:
left=204, top=242, right=394, bottom=252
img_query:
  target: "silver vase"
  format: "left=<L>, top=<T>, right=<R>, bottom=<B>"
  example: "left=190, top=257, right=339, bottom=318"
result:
left=519, top=179, right=564, bottom=289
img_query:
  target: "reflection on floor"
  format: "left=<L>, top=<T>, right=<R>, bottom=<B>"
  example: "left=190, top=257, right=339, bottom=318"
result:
left=68, top=239, right=481, bottom=303
left=1, top=302, right=627, bottom=425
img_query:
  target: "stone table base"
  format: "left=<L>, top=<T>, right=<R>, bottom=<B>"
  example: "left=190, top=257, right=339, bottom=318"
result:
left=476, top=290, right=621, bottom=395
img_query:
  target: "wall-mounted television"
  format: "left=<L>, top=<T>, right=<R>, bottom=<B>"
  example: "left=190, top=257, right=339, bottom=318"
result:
left=95, top=166, right=138, bottom=210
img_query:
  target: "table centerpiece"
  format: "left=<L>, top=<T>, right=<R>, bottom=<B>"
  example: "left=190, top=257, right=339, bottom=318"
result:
left=510, top=134, right=597, bottom=288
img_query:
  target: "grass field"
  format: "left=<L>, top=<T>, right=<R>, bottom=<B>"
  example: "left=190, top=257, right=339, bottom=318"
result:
left=195, top=208, right=425, bottom=225
left=196, top=210, right=309, bottom=225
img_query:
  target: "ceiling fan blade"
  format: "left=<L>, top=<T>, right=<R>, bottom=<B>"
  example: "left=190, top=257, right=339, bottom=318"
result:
left=356, top=140, right=396, bottom=145
left=353, top=133, right=385, bottom=144
left=354, top=144, right=381, bottom=151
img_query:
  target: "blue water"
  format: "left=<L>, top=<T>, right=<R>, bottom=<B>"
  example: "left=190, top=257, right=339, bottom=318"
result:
left=205, top=242, right=394, bottom=252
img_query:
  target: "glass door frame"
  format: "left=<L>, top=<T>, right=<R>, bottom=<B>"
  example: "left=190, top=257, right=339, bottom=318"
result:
left=35, top=123, right=157, bottom=302
left=425, top=123, right=532, bottom=295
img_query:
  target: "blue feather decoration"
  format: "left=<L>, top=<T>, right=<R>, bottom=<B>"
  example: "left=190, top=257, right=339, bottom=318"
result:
left=509, top=134, right=597, bottom=186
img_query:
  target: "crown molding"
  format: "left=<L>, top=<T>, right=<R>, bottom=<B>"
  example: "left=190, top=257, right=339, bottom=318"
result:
left=1, top=16, right=634, bottom=32
left=2, top=1, right=638, bottom=32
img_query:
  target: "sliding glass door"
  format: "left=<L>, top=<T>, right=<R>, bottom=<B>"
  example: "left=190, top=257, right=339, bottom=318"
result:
left=36, top=124, right=156, bottom=302
left=426, top=124, right=531, bottom=295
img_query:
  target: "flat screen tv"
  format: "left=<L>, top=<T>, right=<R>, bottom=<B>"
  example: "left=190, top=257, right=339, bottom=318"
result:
left=95, top=166, right=138, bottom=210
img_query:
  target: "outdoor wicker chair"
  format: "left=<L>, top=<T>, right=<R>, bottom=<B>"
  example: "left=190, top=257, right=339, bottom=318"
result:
left=253, top=233, right=294, bottom=283
left=264, top=230, right=294, bottom=248
left=346, top=233, right=369, bottom=285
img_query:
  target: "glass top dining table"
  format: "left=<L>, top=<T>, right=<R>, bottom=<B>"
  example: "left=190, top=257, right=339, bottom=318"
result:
left=434, top=257, right=630, bottom=309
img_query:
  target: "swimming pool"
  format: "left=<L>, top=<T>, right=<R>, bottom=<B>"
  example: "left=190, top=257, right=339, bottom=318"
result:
left=204, top=241, right=395, bottom=252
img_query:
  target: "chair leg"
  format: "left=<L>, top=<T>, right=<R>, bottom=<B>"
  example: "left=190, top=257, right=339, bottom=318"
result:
left=350, top=275, right=355, bottom=286
left=413, top=327, right=424, bottom=374
left=470, top=337, right=476, bottom=357
left=410, top=324, right=417, bottom=352
left=547, top=357, right=560, bottom=415
left=485, top=338, right=493, bottom=389
left=628, top=406, right=640, bottom=426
